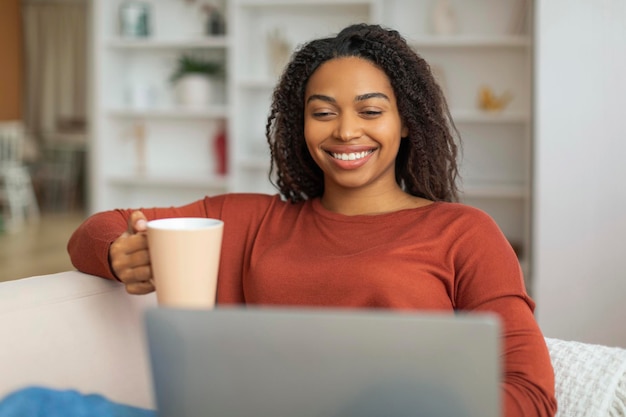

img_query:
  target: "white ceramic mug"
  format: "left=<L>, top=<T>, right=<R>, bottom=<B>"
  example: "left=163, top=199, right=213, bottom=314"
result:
left=146, top=217, right=224, bottom=309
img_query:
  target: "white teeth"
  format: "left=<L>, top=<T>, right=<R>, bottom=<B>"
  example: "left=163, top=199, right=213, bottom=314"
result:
left=331, top=151, right=371, bottom=161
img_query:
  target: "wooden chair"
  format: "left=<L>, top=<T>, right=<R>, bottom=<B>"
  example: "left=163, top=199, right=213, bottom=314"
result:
left=0, top=121, right=40, bottom=232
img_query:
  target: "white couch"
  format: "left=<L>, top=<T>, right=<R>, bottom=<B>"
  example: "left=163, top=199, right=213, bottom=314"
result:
left=1, top=271, right=625, bottom=416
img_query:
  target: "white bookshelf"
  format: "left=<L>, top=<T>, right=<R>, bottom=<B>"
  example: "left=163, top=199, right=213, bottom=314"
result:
left=91, top=0, right=534, bottom=282
left=90, top=0, right=229, bottom=212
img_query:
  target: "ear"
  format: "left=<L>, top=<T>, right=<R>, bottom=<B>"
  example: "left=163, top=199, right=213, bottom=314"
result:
left=401, top=124, right=409, bottom=138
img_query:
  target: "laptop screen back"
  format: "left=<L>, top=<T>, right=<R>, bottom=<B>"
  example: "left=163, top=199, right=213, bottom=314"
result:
left=145, top=307, right=500, bottom=417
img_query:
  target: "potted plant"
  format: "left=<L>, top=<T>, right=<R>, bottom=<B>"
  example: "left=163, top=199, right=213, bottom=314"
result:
left=170, top=54, right=224, bottom=108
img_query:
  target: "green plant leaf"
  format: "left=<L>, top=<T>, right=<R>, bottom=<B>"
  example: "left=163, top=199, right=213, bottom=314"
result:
left=170, top=54, right=224, bottom=83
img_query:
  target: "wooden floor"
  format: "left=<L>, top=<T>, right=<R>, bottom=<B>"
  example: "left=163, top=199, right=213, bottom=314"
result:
left=0, top=211, right=87, bottom=282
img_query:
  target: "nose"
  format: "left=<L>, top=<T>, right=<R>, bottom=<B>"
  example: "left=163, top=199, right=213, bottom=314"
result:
left=333, top=114, right=363, bottom=142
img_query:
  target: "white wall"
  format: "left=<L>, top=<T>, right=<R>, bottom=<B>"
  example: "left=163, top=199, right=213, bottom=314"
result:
left=533, top=0, right=626, bottom=347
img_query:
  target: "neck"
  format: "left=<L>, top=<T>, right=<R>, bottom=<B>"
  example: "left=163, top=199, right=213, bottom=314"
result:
left=320, top=185, right=430, bottom=216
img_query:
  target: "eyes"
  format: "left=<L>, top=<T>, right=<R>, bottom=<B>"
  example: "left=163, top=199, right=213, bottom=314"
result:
left=310, top=108, right=383, bottom=120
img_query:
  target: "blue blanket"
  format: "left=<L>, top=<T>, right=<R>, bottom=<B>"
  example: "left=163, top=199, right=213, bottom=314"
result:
left=0, top=387, right=156, bottom=417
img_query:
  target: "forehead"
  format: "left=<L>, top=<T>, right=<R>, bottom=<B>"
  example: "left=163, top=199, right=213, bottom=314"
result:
left=305, top=56, right=393, bottom=96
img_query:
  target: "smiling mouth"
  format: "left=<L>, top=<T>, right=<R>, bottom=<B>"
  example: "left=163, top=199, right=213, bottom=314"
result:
left=329, top=150, right=374, bottom=161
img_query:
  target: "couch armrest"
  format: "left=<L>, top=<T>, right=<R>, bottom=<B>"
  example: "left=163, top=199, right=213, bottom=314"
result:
left=0, top=271, right=157, bottom=409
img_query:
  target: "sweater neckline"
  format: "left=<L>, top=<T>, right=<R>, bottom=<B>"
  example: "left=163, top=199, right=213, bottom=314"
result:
left=309, top=197, right=441, bottom=223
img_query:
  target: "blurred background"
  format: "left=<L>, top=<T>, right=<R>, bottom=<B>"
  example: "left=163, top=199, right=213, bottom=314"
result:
left=0, top=0, right=625, bottom=347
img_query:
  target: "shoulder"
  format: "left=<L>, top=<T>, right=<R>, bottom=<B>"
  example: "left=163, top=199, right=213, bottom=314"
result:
left=433, top=202, right=513, bottom=256
left=203, top=193, right=282, bottom=211
left=419, top=202, right=508, bottom=251
left=424, top=202, right=497, bottom=230
left=202, top=193, right=302, bottom=219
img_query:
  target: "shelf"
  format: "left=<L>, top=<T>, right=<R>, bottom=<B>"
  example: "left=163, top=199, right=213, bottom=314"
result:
left=237, top=79, right=278, bottom=90
left=105, top=36, right=230, bottom=49
left=107, top=174, right=230, bottom=189
left=408, top=35, right=530, bottom=49
left=107, top=106, right=229, bottom=120
left=451, top=110, right=529, bottom=124
left=461, top=183, right=529, bottom=199
left=238, top=0, right=373, bottom=6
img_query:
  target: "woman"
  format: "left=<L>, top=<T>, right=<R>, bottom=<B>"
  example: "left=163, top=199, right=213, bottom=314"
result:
left=68, top=24, right=557, bottom=417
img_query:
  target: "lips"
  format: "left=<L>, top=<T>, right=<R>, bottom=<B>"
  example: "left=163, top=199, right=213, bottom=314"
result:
left=323, top=147, right=377, bottom=170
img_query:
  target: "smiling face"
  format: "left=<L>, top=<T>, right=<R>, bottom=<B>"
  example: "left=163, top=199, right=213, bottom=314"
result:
left=304, top=56, right=408, bottom=198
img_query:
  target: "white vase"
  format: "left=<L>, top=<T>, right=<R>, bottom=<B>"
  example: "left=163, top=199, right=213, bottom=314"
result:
left=126, top=82, right=156, bottom=109
left=175, top=74, right=212, bottom=108
left=432, top=0, right=457, bottom=35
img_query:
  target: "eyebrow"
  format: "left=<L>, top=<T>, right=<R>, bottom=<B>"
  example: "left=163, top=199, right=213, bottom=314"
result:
left=306, top=92, right=390, bottom=104
left=355, top=92, right=389, bottom=102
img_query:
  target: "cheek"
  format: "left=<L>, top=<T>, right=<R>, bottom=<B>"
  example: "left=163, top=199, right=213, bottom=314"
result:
left=303, top=122, right=321, bottom=158
left=303, top=122, right=314, bottom=149
left=303, top=119, right=313, bottom=141
left=368, top=120, right=403, bottom=142
left=304, top=119, right=328, bottom=148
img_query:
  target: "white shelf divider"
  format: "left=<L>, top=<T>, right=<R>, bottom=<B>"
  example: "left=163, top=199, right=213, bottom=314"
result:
left=237, top=0, right=376, bottom=7
left=107, top=106, right=229, bottom=120
left=236, top=79, right=278, bottom=90
left=408, top=35, right=530, bottom=49
left=107, top=174, right=230, bottom=189
left=461, top=183, right=529, bottom=199
left=451, top=109, right=529, bottom=124
left=105, top=36, right=230, bottom=50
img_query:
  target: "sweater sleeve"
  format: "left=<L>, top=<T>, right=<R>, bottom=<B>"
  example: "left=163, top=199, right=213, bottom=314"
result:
left=66, top=199, right=212, bottom=280
left=451, top=209, right=557, bottom=417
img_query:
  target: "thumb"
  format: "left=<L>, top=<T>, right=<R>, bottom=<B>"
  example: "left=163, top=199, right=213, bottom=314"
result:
left=128, top=211, right=148, bottom=234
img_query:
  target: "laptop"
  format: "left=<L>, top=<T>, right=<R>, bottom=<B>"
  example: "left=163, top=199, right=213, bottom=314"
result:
left=144, top=307, right=501, bottom=417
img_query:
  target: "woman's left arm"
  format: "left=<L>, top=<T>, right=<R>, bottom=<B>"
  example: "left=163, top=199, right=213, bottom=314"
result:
left=452, top=209, right=557, bottom=417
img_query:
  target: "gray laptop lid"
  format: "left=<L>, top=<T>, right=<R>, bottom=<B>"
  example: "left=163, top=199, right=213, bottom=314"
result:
left=145, top=307, right=500, bottom=417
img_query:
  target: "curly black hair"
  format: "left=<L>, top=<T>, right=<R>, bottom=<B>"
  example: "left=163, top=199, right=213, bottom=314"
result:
left=266, top=23, right=460, bottom=203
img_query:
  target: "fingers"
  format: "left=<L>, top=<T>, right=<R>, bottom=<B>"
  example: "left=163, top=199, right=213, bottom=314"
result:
left=125, top=274, right=156, bottom=295
left=128, top=210, right=148, bottom=234
left=110, top=212, right=154, bottom=293
left=111, top=238, right=151, bottom=282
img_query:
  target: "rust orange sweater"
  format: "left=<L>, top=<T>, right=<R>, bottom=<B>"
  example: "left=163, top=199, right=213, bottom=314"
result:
left=68, top=193, right=557, bottom=417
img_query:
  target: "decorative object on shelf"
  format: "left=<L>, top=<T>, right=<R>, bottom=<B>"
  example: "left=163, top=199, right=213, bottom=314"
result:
left=179, top=0, right=226, bottom=36
left=267, top=28, right=291, bottom=78
left=119, top=1, right=151, bottom=38
left=201, top=4, right=226, bottom=36
left=477, top=86, right=513, bottom=112
left=125, top=121, right=147, bottom=174
left=431, top=0, right=458, bottom=36
left=125, top=82, right=157, bottom=110
left=213, top=120, right=228, bottom=176
left=170, top=54, right=224, bottom=108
